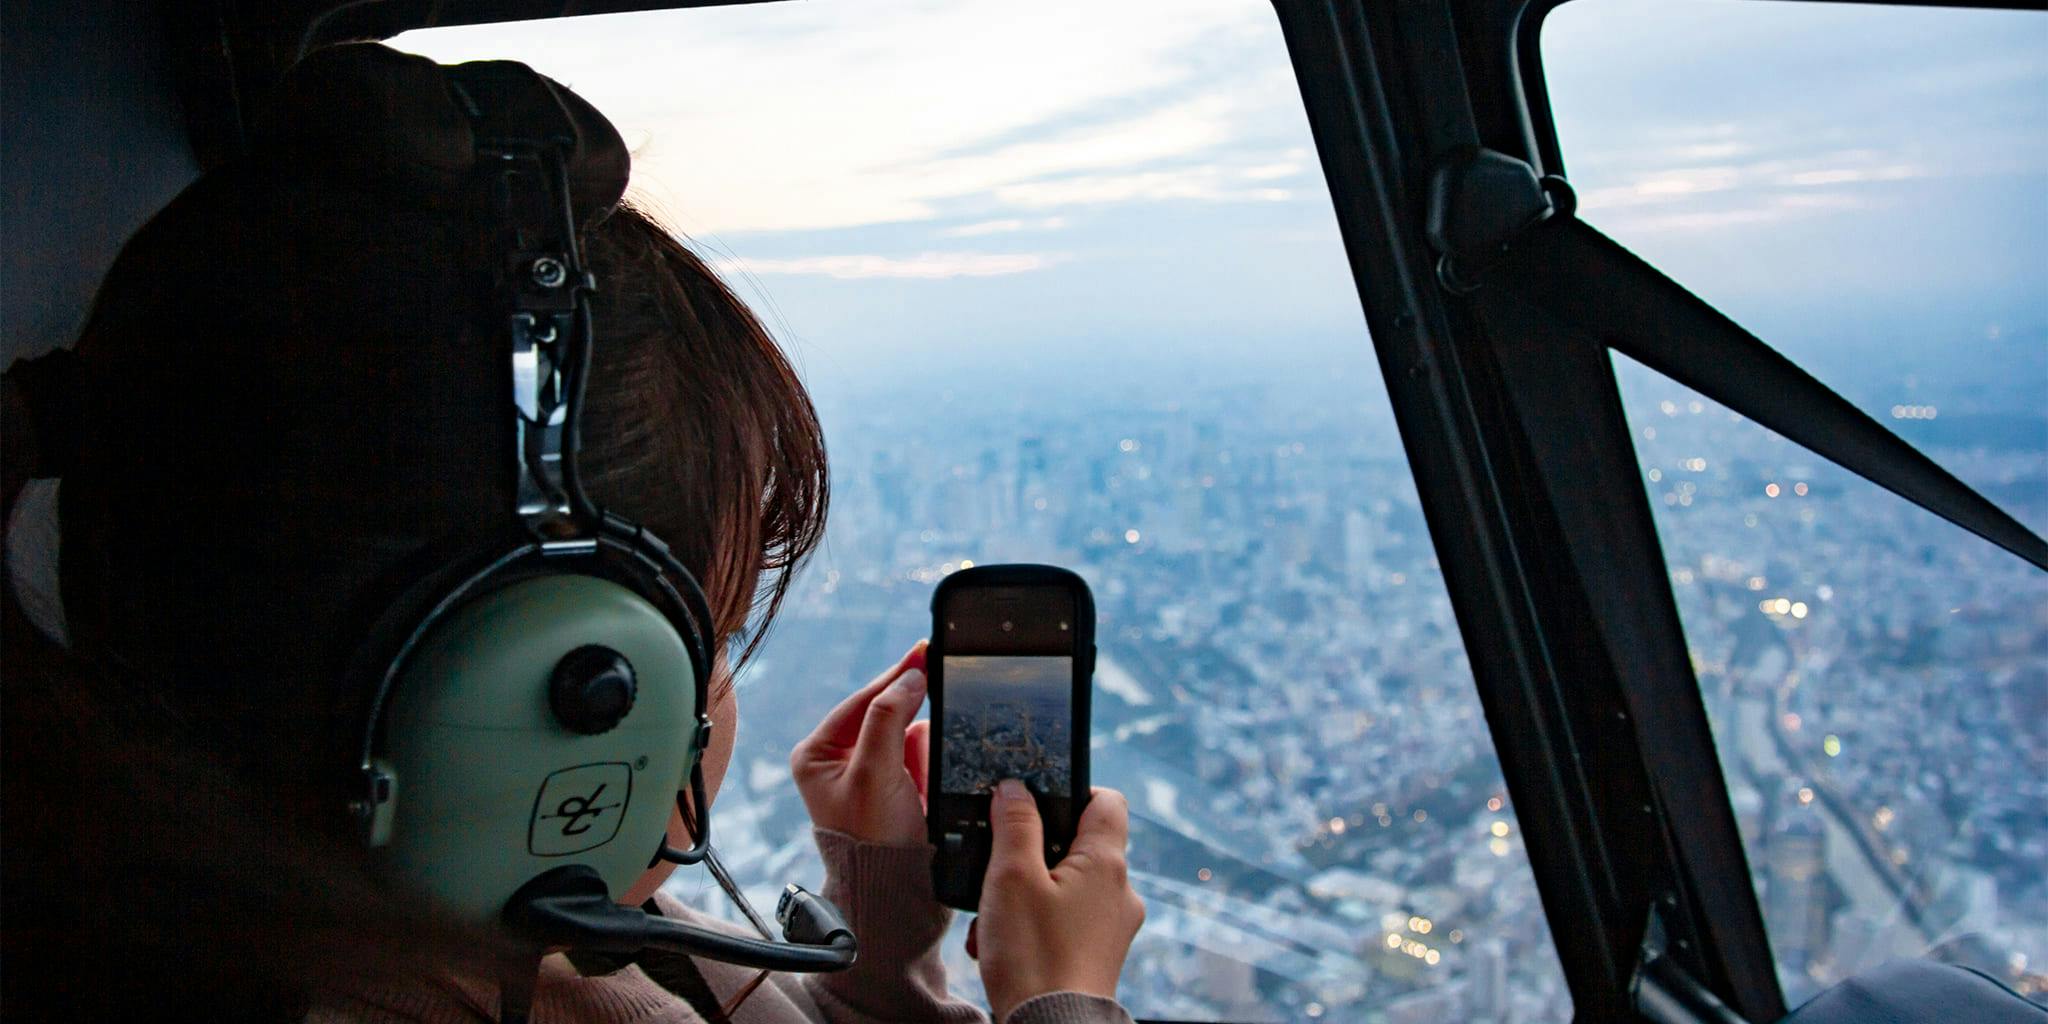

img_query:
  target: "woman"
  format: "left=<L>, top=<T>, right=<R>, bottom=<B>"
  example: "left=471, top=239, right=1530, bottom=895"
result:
left=0, top=44, right=1143, bottom=1023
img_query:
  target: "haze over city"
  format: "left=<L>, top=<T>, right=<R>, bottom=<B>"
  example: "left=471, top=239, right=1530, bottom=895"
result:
left=399, top=2, right=2048, bottom=1019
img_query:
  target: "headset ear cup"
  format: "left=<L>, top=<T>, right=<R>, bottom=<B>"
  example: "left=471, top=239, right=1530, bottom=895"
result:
left=371, top=573, right=698, bottom=922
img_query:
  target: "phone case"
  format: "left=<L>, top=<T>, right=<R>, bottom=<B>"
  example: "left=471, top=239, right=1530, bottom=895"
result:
left=926, top=563, right=1095, bottom=912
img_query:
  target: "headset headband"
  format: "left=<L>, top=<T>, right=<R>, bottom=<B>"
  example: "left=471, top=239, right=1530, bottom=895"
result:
left=334, top=48, right=721, bottom=871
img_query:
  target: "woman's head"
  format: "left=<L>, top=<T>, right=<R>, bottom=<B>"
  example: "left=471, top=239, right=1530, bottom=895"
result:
left=5, top=44, right=826, bottom=1017
left=57, top=48, right=827, bottom=800
left=0, top=41, right=831, bottom=1015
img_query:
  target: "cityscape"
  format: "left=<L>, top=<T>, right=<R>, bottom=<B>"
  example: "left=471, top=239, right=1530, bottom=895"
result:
left=392, top=3, right=2048, bottom=1016
left=651, top=316, right=2048, bottom=1020
left=1613, top=350, right=2048, bottom=1011
left=669, top=358, right=1573, bottom=1022
left=939, top=656, right=1074, bottom=797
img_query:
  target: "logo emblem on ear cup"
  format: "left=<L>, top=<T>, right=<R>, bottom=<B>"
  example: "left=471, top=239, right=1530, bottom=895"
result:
left=529, top=762, right=633, bottom=855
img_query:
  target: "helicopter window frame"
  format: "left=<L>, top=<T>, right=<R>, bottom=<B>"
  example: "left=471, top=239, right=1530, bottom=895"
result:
left=1521, top=0, right=2048, bottom=1012
left=1268, top=0, right=2043, bottom=1018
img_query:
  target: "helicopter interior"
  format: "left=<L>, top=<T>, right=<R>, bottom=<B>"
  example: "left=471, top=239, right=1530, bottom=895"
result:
left=3, top=0, right=2045, bottom=1022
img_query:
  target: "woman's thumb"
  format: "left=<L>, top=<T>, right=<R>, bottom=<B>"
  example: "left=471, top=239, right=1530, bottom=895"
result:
left=986, top=779, right=1046, bottom=879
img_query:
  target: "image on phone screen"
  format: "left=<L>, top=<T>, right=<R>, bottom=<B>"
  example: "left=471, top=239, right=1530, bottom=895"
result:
left=938, top=654, right=1073, bottom=797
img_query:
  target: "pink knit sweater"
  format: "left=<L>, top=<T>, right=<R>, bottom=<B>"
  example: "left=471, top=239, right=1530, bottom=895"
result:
left=310, top=829, right=1134, bottom=1024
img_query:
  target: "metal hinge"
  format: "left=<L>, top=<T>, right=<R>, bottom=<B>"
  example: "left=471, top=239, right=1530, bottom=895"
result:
left=1425, top=146, right=1577, bottom=294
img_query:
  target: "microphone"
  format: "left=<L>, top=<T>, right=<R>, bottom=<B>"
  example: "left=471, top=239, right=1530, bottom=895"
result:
left=503, top=864, right=858, bottom=970
left=494, top=850, right=857, bottom=1023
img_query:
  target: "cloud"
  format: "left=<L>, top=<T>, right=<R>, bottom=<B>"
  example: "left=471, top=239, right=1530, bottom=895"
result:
left=1598, top=191, right=1870, bottom=234
left=996, top=166, right=1296, bottom=208
left=1576, top=145, right=1931, bottom=224
left=939, top=217, right=1070, bottom=238
left=395, top=0, right=1282, bottom=236
left=712, top=251, right=1060, bottom=280
left=1239, top=160, right=1305, bottom=181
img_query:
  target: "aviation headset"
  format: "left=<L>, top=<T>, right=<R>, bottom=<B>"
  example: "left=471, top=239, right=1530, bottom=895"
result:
left=4, top=43, right=856, bottom=1018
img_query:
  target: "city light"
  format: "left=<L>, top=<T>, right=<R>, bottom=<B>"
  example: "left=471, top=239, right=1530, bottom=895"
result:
left=1449, top=930, right=1464, bottom=944
left=1489, top=838, right=1511, bottom=857
left=1774, top=598, right=1793, bottom=615
left=1197, top=867, right=1213, bottom=882
left=1425, top=950, right=1441, bottom=966
left=1823, top=735, right=1841, bottom=757
left=1747, top=576, right=1768, bottom=590
left=1783, top=712, right=1803, bottom=731
left=1798, top=787, right=1815, bottom=805
left=1791, top=602, right=1809, bottom=619
left=1490, top=821, right=1510, bottom=838
left=1794, top=482, right=1809, bottom=496
left=1648, top=468, right=1663, bottom=482
left=959, top=559, right=974, bottom=569
left=1413, top=809, right=1428, bottom=823
left=1874, top=806, right=1895, bottom=830
left=1124, top=528, right=1141, bottom=544
left=1486, top=796, right=1503, bottom=812
left=1328, top=816, right=1346, bottom=834
left=1890, top=404, right=1939, bottom=420
left=1765, top=482, right=1782, bottom=497
left=1306, top=1003, right=1324, bottom=1019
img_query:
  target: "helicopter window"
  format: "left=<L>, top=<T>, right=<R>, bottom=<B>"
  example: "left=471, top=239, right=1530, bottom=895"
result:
left=1545, top=0, right=2048, bottom=1007
left=397, top=2, right=1574, bottom=1020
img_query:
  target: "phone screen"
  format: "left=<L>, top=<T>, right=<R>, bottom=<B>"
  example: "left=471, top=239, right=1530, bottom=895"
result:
left=938, top=655, right=1074, bottom=797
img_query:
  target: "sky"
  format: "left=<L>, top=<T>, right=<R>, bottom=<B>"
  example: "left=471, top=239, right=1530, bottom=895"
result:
left=394, top=0, right=2048, bottom=400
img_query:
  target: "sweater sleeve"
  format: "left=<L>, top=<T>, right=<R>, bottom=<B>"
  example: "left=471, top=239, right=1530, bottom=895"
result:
left=799, top=828, right=987, bottom=1024
left=799, top=828, right=1139, bottom=1024
left=1005, top=993, right=1135, bottom=1024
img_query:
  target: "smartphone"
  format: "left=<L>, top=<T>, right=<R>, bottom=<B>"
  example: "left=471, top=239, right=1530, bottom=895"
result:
left=926, top=564, right=1094, bottom=912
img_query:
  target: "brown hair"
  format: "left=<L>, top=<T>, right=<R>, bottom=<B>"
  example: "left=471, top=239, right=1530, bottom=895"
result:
left=3, top=105, right=827, bottom=1017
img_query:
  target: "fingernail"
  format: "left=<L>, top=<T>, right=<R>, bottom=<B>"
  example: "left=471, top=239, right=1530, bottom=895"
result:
left=997, top=779, right=1028, bottom=801
left=899, top=668, right=926, bottom=695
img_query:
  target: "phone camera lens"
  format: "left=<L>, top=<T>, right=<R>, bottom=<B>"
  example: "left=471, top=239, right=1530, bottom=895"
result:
left=1001, top=621, right=1013, bottom=632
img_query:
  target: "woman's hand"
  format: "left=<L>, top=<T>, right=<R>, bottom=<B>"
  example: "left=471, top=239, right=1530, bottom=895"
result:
left=968, top=782, right=1145, bottom=1023
left=790, top=641, right=933, bottom=847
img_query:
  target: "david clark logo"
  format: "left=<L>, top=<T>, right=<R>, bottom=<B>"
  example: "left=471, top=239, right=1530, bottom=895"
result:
left=529, top=762, right=632, bottom=856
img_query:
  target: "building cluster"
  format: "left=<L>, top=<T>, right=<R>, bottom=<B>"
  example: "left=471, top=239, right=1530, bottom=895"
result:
left=668, top=366, right=2045, bottom=1020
